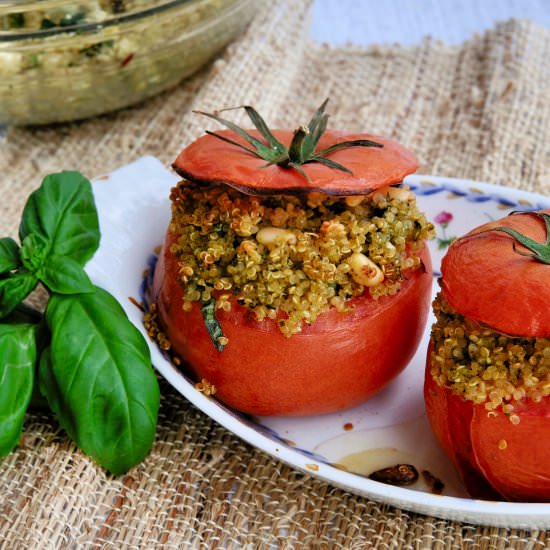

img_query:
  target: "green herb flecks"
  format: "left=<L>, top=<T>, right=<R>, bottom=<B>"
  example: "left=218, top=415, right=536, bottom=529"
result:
left=489, top=211, right=550, bottom=265
left=40, top=18, right=56, bottom=30
left=7, top=13, right=25, bottom=29
left=195, top=99, right=384, bottom=183
left=80, top=40, right=115, bottom=58
left=59, top=10, right=86, bottom=27
left=201, top=299, right=225, bottom=352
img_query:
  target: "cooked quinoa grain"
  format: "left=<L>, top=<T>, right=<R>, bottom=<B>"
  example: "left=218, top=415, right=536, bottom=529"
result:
left=169, top=181, right=434, bottom=336
left=430, top=293, right=550, bottom=410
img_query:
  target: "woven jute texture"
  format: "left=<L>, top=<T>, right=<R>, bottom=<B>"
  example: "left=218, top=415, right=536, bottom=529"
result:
left=1, top=1, right=550, bottom=548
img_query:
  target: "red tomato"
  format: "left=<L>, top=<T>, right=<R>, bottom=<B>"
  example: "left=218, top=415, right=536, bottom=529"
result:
left=153, top=230, right=433, bottom=416
left=425, top=210, right=550, bottom=500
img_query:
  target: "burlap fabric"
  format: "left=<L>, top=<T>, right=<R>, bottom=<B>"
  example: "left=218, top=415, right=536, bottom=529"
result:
left=1, top=1, right=550, bottom=548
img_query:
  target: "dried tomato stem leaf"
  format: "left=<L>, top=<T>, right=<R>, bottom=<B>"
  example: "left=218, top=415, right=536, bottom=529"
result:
left=288, top=162, right=311, bottom=183
left=309, top=156, right=353, bottom=174
left=241, top=105, right=286, bottom=153
left=538, top=211, right=550, bottom=244
left=204, top=130, right=258, bottom=156
left=287, top=126, right=309, bottom=165
left=490, top=225, right=550, bottom=264
left=317, top=138, right=384, bottom=157
left=302, top=98, right=329, bottom=158
left=307, top=97, right=329, bottom=134
left=491, top=211, right=550, bottom=262
left=194, top=110, right=276, bottom=160
left=302, top=113, right=328, bottom=159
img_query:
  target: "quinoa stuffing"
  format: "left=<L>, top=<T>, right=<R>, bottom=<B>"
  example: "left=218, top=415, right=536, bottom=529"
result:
left=168, top=181, right=434, bottom=336
left=430, top=292, right=550, bottom=411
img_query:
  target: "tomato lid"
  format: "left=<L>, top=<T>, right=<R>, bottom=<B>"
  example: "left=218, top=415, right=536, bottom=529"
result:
left=171, top=101, right=418, bottom=196
left=173, top=129, right=417, bottom=196
left=440, top=209, right=550, bottom=337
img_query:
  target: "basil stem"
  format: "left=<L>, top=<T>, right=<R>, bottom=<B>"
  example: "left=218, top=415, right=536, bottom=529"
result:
left=40, top=287, right=160, bottom=475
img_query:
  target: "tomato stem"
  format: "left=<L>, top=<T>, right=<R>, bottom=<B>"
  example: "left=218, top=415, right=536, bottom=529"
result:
left=194, top=99, right=384, bottom=182
left=485, top=211, right=550, bottom=265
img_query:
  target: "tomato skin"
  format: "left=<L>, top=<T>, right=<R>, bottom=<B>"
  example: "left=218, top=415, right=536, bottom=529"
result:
left=424, top=347, right=501, bottom=500
left=153, top=230, right=433, bottom=416
left=425, top=347, right=550, bottom=502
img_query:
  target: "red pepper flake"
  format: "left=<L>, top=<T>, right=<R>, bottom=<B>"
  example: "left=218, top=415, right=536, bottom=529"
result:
left=121, top=53, right=134, bottom=67
left=343, top=422, right=354, bottom=431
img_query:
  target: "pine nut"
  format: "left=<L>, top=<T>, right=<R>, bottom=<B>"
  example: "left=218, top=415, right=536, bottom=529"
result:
left=256, top=227, right=297, bottom=248
left=345, top=195, right=366, bottom=207
left=348, top=252, right=384, bottom=286
left=372, top=185, right=414, bottom=203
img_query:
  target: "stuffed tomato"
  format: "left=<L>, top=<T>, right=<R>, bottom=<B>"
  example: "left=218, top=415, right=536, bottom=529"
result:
left=425, top=210, right=550, bottom=501
left=149, top=100, right=435, bottom=416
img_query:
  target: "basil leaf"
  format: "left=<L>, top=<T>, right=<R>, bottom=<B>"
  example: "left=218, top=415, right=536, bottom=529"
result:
left=201, top=299, right=225, bottom=352
left=20, top=233, right=49, bottom=273
left=0, top=272, right=38, bottom=319
left=6, top=306, right=50, bottom=410
left=0, top=238, right=20, bottom=274
left=39, top=255, right=93, bottom=295
left=0, top=322, right=37, bottom=457
left=19, top=171, right=100, bottom=267
left=40, top=287, right=160, bottom=475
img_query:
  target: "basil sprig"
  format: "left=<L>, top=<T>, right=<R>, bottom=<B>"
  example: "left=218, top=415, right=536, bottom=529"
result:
left=0, top=172, right=160, bottom=474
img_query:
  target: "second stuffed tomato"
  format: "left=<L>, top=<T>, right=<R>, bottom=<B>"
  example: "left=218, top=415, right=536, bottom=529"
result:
left=150, top=101, right=435, bottom=416
left=425, top=210, right=550, bottom=501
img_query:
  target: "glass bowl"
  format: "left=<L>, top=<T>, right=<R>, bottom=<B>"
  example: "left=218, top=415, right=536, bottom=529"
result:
left=0, top=0, right=257, bottom=125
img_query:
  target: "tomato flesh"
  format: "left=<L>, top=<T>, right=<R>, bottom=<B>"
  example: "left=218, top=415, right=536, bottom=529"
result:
left=153, top=230, right=432, bottom=416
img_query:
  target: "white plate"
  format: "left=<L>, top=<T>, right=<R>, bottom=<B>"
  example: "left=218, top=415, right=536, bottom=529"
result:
left=86, top=156, right=550, bottom=529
